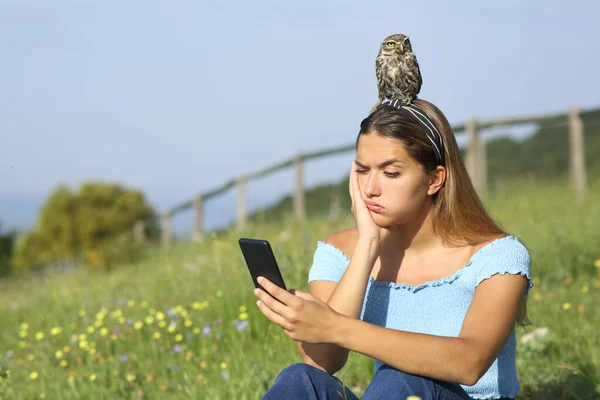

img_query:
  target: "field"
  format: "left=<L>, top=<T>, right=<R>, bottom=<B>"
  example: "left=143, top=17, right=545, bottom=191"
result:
left=0, top=177, right=599, bottom=400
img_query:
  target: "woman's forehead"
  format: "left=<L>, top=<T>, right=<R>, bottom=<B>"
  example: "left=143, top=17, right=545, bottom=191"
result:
left=356, top=134, right=409, bottom=160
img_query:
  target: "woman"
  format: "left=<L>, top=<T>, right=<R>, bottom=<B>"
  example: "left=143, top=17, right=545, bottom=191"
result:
left=253, top=99, right=533, bottom=400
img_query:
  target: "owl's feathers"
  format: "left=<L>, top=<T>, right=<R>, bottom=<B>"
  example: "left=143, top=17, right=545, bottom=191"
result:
left=370, top=34, right=422, bottom=114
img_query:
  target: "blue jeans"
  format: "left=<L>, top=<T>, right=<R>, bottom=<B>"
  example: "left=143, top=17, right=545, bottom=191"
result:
left=262, top=363, right=473, bottom=399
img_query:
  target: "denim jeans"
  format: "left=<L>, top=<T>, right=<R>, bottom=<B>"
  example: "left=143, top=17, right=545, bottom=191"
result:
left=261, top=363, right=473, bottom=400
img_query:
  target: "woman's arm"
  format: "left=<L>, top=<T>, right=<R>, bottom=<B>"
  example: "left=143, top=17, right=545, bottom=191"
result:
left=331, top=273, right=529, bottom=385
left=297, top=231, right=380, bottom=374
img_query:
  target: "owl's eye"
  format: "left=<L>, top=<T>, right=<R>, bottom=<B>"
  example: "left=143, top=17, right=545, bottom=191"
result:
left=386, top=42, right=395, bottom=47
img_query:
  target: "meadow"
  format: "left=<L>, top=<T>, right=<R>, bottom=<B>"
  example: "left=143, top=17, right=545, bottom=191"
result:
left=0, top=176, right=599, bottom=400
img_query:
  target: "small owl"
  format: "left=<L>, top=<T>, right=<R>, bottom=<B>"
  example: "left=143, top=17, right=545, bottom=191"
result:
left=370, top=34, right=423, bottom=114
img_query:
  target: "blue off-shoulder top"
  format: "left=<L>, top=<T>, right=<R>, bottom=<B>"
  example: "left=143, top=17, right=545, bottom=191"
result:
left=308, top=235, right=533, bottom=400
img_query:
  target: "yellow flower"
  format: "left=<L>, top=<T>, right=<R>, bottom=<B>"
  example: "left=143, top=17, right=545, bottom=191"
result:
left=94, top=320, right=103, bottom=328
left=63, top=346, right=70, bottom=353
left=180, top=309, right=189, bottom=318
left=581, top=285, right=589, bottom=294
left=30, top=371, right=39, bottom=380
left=167, top=324, right=176, bottom=333
left=184, top=319, right=192, bottom=327
left=158, top=320, right=167, bottom=328
left=19, top=341, right=29, bottom=349
left=111, top=334, right=118, bottom=341
left=406, top=397, right=422, bottom=400
left=78, top=310, right=86, bottom=317
left=577, top=304, right=585, bottom=313
left=118, top=317, right=126, bottom=324
left=239, top=305, right=247, bottom=313
left=67, top=376, right=75, bottom=384
left=192, top=302, right=202, bottom=310
left=20, top=322, right=29, bottom=330
left=60, top=360, right=68, bottom=368
left=125, top=373, right=136, bottom=382
left=193, top=327, right=200, bottom=335
left=127, top=300, right=135, bottom=307
left=562, top=302, right=571, bottom=311
left=50, top=327, right=62, bottom=336
left=35, top=332, right=44, bottom=340
left=55, top=350, right=63, bottom=359
left=149, top=308, right=156, bottom=315
left=156, top=312, right=165, bottom=321
left=87, top=326, right=95, bottom=334
left=239, top=312, right=248, bottom=320
left=27, top=354, right=35, bottom=361
left=145, top=316, right=154, bottom=325
left=100, top=327, right=109, bottom=336
left=140, top=300, right=148, bottom=308
left=79, top=341, right=89, bottom=350
left=153, top=332, right=161, bottom=339
left=175, top=334, right=183, bottom=342
left=134, top=321, right=143, bottom=330
left=111, top=309, right=123, bottom=319
left=89, top=348, right=97, bottom=355
left=594, top=259, right=600, bottom=268
left=19, top=331, right=28, bottom=338
left=89, top=374, right=97, bottom=382
left=220, top=362, right=227, bottom=369
left=202, top=300, right=209, bottom=309
left=79, top=334, right=87, bottom=341
left=216, top=290, right=223, bottom=297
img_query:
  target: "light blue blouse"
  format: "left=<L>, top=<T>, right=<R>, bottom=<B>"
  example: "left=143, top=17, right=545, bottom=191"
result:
left=308, top=235, right=532, bottom=400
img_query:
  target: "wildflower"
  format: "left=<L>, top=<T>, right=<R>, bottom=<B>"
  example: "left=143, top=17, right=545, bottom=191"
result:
left=55, top=350, right=63, bottom=359
left=594, top=259, right=600, bottom=268
left=19, top=341, right=29, bottom=349
left=172, top=345, right=182, bottom=353
left=175, top=334, right=183, bottom=342
left=140, top=300, right=148, bottom=308
left=145, top=316, right=154, bottom=325
left=89, top=374, right=97, bottom=382
left=118, top=299, right=126, bottom=306
left=100, top=327, right=109, bottom=336
left=89, top=348, right=96, bottom=355
left=118, top=317, right=126, bottom=324
left=112, top=327, right=120, bottom=335
left=67, top=376, right=75, bottom=384
left=577, top=304, right=585, bottom=312
left=87, top=326, right=95, bottom=334
left=202, top=326, right=211, bottom=336
left=60, top=360, right=68, bottom=368
left=120, top=355, right=128, bottom=362
left=125, top=373, right=136, bottom=382
left=94, top=320, right=103, bottom=328
left=215, top=290, right=223, bottom=297
left=19, top=331, right=27, bottom=338
left=126, top=319, right=134, bottom=326
left=27, top=354, right=35, bottom=361
left=562, top=302, right=571, bottom=311
left=30, top=371, right=38, bottom=380
left=581, top=285, right=589, bottom=294
left=239, top=312, right=248, bottom=320
left=184, top=319, right=192, bottom=327
left=153, top=332, right=161, bottom=340
left=239, top=305, right=247, bottom=313
left=214, top=317, right=223, bottom=324
left=111, top=309, right=123, bottom=319
left=35, top=332, right=44, bottom=341
left=167, top=308, right=177, bottom=318
left=79, top=334, right=87, bottom=341
left=185, top=351, right=193, bottom=361
left=145, top=374, right=154, bottom=383
left=193, top=327, right=200, bottom=335
left=50, top=327, right=62, bottom=336
left=192, top=302, right=202, bottom=310
left=133, top=321, right=143, bottom=330
left=158, top=320, right=167, bottom=328
left=156, top=312, right=165, bottom=321
left=220, top=371, right=229, bottom=380
left=220, top=362, right=227, bottom=369
left=172, top=365, right=180, bottom=371
left=149, top=308, right=156, bottom=315
left=196, top=374, right=204, bottom=381
left=406, top=397, right=422, bottom=400
left=79, top=341, right=89, bottom=350
left=78, top=310, right=86, bottom=317
left=111, top=334, right=118, bottom=341
left=20, top=322, right=29, bottom=330
left=127, top=300, right=135, bottom=308
left=167, top=322, right=176, bottom=333
left=200, top=360, right=207, bottom=369
left=63, top=346, right=70, bottom=352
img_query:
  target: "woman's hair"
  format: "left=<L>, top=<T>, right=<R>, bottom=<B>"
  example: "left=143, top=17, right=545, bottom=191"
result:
left=357, top=99, right=531, bottom=327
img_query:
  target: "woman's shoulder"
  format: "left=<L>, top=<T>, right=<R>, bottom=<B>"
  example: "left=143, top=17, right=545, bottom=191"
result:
left=320, top=228, right=358, bottom=260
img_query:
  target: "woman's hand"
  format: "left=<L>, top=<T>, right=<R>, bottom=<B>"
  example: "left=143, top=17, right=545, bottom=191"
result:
left=253, top=276, right=345, bottom=344
left=349, top=162, right=391, bottom=246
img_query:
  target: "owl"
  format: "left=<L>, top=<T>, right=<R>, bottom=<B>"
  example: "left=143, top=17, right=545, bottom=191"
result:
left=370, top=34, right=423, bottom=114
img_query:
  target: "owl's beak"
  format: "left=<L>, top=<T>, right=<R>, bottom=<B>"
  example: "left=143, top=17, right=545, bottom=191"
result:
left=398, top=44, right=404, bottom=52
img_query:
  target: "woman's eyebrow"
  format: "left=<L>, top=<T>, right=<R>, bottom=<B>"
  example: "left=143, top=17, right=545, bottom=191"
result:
left=355, top=159, right=404, bottom=168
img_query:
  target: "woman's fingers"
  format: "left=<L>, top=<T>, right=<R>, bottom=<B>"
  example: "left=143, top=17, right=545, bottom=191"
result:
left=256, top=298, right=289, bottom=329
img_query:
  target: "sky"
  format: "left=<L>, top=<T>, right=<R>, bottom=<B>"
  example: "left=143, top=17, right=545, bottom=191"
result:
left=1, top=1, right=599, bottom=234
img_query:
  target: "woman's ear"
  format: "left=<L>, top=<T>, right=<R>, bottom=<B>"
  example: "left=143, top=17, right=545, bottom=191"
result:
left=427, top=166, right=446, bottom=196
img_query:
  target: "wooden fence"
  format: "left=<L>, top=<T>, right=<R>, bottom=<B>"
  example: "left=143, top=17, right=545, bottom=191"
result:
left=134, top=105, right=594, bottom=247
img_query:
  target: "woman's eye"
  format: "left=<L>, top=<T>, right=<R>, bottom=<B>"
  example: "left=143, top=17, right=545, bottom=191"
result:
left=355, top=169, right=368, bottom=174
left=384, top=172, right=400, bottom=178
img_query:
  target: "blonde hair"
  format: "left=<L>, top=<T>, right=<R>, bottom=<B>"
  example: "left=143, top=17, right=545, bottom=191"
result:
left=359, top=99, right=531, bottom=327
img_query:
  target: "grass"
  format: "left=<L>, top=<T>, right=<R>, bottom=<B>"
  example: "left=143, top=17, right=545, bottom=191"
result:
left=0, top=176, right=599, bottom=399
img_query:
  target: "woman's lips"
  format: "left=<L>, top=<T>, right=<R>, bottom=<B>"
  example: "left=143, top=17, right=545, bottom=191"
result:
left=364, top=201, right=383, bottom=213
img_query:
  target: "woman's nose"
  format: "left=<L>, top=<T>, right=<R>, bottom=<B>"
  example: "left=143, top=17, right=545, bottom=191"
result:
left=364, top=175, right=381, bottom=197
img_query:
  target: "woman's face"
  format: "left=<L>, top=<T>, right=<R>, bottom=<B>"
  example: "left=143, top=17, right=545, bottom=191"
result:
left=355, top=133, right=432, bottom=227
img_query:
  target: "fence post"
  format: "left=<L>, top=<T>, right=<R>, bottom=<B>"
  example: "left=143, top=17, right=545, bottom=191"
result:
left=236, top=176, right=247, bottom=231
left=161, top=211, right=172, bottom=248
left=329, top=190, right=341, bottom=221
left=133, top=220, right=146, bottom=243
left=569, top=105, right=586, bottom=202
left=476, top=131, right=488, bottom=201
left=465, top=119, right=479, bottom=189
left=294, top=153, right=306, bottom=222
left=193, top=195, right=204, bottom=241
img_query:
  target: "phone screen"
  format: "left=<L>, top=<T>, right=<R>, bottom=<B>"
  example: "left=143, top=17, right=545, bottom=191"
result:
left=238, top=238, right=287, bottom=292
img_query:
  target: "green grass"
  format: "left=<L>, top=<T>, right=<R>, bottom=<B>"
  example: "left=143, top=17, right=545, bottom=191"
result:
left=0, top=176, right=599, bottom=399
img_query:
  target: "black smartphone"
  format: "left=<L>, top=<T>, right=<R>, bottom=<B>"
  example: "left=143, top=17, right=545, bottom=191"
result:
left=238, top=238, right=287, bottom=293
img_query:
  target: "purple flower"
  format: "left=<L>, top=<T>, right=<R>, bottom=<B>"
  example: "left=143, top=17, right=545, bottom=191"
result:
left=202, top=326, right=211, bottom=336
left=126, top=319, right=134, bottom=326
left=172, top=365, right=180, bottom=371
left=215, top=333, right=222, bottom=340
left=186, top=332, right=194, bottom=340
left=112, top=327, right=120, bottom=335
left=167, top=308, right=176, bottom=318
left=220, top=371, right=229, bottom=380
left=120, top=355, right=128, bottom=362
left=232, top=319, right=240, bottom=326
left=118, top=299, right=126, bottom=306
left=172, top=345, right=182, bottom=353
left=214, top=317, right=223, bottom=325
left=236, top=320, right=249, bottom=331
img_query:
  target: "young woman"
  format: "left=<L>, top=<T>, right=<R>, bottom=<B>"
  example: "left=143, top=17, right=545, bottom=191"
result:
left=253, top=99, right=533, bottom=400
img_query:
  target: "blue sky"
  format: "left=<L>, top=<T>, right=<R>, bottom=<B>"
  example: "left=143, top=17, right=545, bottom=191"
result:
left=1, top=1, right=598, bottom=233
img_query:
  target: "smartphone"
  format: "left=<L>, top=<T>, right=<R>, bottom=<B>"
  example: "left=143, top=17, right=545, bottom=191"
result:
left=238, top=238, right=287, bottom=293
